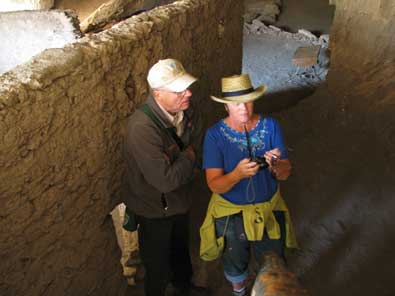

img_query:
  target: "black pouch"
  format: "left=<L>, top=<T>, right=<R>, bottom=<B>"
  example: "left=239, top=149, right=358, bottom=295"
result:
left=122, top=207, right=138, bottom=232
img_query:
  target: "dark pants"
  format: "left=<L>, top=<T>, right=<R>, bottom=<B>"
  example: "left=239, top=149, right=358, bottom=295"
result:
left=137, top=213, right=193, bottom=296
left=215, top=211, right=286, bottom=284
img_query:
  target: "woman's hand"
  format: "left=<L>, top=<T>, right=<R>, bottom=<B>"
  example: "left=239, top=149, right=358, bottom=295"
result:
left=233, top=158, right=259, bottom=180
left=264, top=148, right=281, bottom=166
left=264, top=148, right=292, bottom=180
left=205, top=158, right=259, bottom=194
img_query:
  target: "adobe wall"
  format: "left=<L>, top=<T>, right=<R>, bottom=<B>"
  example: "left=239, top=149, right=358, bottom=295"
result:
left=0, top=0, right=243, bottom=295
left=280, top=1, right=395, bottom=295
left=0, top=10, right=81, bottom=74
left=0, top=0, right=54, bottom=11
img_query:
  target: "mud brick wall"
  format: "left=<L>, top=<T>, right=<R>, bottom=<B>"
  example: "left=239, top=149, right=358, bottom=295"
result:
left=0, top=0, right=243, bottom=295
left=277, top=1, right=395, bottom=295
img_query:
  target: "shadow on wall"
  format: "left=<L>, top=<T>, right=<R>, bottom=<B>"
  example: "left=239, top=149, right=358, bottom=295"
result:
left=254, top=86, right=315, bottom=114
left=279, top=64, right=395, bottom=296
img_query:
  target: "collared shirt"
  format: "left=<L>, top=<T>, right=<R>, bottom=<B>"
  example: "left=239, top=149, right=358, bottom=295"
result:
left=156, top=101, right=184, bottom=136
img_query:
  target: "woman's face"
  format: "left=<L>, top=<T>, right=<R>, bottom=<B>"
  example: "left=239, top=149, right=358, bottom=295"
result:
left=226, top=101, right=254, bottom=124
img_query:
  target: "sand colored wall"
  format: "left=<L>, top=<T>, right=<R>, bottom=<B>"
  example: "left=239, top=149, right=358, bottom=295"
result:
left=279, top=1, right=395, bottom=295
left=0, top=0, right=243, bottom=295
left=0, top=0, right=54, bottom=11
left=0, top=10, right=81, bottom=74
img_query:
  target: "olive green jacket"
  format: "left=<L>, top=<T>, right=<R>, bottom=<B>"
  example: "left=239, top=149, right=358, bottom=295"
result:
left=123, top=95, right=203, bottom=218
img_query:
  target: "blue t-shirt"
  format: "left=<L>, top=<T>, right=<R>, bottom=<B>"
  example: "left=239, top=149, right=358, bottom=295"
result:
left=203, top=115, right=288, bottom=205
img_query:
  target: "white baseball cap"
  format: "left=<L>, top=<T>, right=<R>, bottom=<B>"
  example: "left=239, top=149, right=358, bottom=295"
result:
left=147, top=58, right=197, bottom=92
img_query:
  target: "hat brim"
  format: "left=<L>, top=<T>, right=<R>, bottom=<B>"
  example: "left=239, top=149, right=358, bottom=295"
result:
left=210, top=85, right=267, bottom=103
left=165, top=73, right=197, bottom=92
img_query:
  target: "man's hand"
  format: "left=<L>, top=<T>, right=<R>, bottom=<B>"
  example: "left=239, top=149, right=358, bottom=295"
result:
left=184, top=145, right=196, bottom=162
left=233, top=158, right=259, bottom=180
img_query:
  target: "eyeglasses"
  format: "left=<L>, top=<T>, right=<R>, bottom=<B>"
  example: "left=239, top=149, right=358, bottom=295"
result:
left=156, top=88, right=189, bottom=97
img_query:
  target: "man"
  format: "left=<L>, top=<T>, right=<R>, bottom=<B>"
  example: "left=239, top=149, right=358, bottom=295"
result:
left=123, top=58, right=202, bottom=296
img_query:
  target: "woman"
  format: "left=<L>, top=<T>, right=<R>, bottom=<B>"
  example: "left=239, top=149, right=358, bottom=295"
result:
left=200, top=74, right=298, bottom=296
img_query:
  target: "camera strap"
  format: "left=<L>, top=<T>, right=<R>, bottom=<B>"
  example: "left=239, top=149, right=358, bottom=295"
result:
left=141, top=104, right=185, bottom=151
left=244, top=125, right=253, bottom=159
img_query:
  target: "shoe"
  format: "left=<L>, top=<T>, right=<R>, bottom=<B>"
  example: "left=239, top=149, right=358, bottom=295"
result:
left=232, top=287, right=246, bottom=296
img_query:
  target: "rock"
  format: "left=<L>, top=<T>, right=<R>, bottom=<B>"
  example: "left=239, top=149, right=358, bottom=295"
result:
left=318, top=47, right=330, bottom=68
left=257, top=13, right=277, bottom=24
left=268, top=25, right=281, bottom=31
left=244, top=12, right=259, bottom=23
left=244, top=0, right=281, bottom=24
left=80, top=0, right=145, bottom=33
left=251, top=252, right=309, bottom=296
left=319, top=34, right=330, bottom=46
left=297, top=29, right=318, bottom=40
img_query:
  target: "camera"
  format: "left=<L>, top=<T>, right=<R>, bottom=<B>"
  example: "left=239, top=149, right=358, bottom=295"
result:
left=252, top=156, right=269, bottom=169
left=252, top=154, right=278, bottom=170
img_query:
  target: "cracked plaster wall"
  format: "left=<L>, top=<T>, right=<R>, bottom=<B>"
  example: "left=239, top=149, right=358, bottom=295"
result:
left=0, top=0, right=243, bottom=295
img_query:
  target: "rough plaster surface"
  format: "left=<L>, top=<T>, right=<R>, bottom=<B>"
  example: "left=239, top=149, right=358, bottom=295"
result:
left=270, top=1, right=395, bottom=295
left=0, top=0, right=54, bottom=12
left=0, top=10, right=81, bottom=74
left=0, top=0, right=243, bottom=295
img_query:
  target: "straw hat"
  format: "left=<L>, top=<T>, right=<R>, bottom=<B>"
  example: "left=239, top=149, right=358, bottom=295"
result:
left=210, top=74, right=267, bottom=103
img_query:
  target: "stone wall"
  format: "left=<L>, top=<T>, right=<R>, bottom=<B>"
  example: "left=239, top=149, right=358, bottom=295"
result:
left=0, top=0, right=243, bottom=295
left=278, top=1, right=395, bottom=295
left=0, top=0, right=54, bottom=11
left=0, top=10, right=81, bottom=74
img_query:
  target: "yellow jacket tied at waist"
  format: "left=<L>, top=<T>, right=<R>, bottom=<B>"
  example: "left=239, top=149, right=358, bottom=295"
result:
left=200, top=189, right=298, bottom=261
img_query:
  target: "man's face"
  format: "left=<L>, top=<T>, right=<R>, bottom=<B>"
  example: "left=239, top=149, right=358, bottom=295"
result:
left=155, top=88, right=192, bottom=114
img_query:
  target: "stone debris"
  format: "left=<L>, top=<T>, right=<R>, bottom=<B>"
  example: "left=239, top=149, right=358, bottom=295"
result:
left=297, top=29, right=318, bottom=40
left=319, top=34, right=330, bottom=46
left=244, top=0, right=282, bottom=24
left=244, top=21, right=329, bottom=48
left=243, top=16, right=331, bottom=93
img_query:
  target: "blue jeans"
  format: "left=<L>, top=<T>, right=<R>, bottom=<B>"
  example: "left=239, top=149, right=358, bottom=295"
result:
left=215, top=211, right=286, bottom=284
